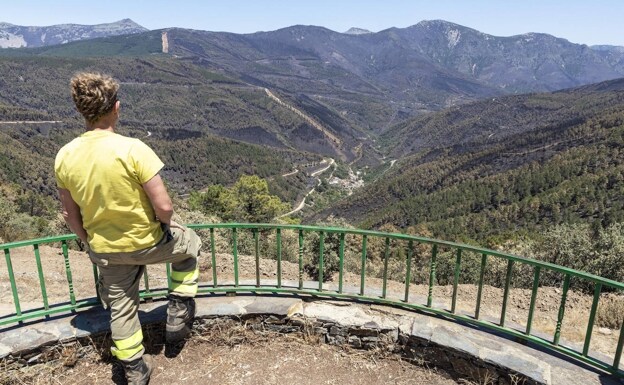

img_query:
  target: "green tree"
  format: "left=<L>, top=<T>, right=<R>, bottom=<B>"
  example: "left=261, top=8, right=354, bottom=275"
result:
left=231, top=175, right=289, bottom=222
left=189, top=185, right=228, bottom=216
left=189, top=175, right=289, bottom=223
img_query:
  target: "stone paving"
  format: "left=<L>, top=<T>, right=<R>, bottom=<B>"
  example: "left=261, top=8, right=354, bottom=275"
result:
left=0, top=295, right=622, bottom=385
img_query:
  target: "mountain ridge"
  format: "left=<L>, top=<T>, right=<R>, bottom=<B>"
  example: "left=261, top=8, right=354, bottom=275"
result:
left=344, top=27, right=372, bottom=35
left=4, top=19, right=624, bottom=97
left=0, top=19, right=147, bottom=48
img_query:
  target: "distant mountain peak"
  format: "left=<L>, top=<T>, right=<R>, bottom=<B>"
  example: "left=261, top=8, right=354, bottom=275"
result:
left=0, top=19, right=148, bottom=48
left=414, top=19, right=483, bottom=34
left=591, top=45, right=624, bottom=53
left=344, top=27, right=372, bottom=35
left=111, top=18, right=145, bottom=28
left=417, top=20, right=464, bottom=28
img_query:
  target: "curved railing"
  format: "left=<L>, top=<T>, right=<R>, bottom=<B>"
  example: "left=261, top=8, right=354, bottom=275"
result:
left=1, top=223, right=622, bottom=376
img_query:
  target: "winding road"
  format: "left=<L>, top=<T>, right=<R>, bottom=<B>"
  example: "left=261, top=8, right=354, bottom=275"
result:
left=278, top=158, right=335, bottom=218
left=0, top=120, right=62, bottom=124
left=281, top=169, right=299, bottom=177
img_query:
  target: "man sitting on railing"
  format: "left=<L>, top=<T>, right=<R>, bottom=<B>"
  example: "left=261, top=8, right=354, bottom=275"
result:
left=54, top=72, right=201, bottom=385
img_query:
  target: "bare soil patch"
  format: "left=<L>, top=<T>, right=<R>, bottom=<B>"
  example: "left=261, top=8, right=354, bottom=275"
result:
left=3, top=320, right=460, bottom=385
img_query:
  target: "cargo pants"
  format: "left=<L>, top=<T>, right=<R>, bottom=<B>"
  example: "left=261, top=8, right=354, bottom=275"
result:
left=88, top=225, right=201, bottom=362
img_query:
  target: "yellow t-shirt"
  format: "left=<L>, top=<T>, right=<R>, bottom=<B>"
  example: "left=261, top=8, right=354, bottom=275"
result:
left=55, top=130, right=165, bottom=253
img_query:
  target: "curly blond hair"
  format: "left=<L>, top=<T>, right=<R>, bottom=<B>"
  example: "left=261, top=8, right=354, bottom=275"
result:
left=70, top=72, right=119, bottom=124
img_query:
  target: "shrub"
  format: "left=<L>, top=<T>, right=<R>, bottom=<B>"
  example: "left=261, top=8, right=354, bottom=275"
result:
left=529, top=223, right=624, bottom=291
left=596, top=294, right=624, bottom=329
left=304, top=230, right=341, bottom=282
left=2, top=213, right=46, bottom=242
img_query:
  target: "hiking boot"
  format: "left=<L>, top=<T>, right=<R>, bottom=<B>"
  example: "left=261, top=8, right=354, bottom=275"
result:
left=166, top=295, right=195, bottom=343
left=123, top=354, right=153, bottom=385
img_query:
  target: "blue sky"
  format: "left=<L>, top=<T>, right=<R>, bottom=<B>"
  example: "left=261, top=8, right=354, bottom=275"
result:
left=2, top=0, right=623, bottom=46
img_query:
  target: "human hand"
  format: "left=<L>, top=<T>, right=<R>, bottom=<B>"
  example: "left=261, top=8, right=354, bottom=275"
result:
left=170, top=220, right=185, bottom=231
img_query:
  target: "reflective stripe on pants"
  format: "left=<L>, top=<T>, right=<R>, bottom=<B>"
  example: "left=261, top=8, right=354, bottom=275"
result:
left=112, top=328, right=144, bottom=361
left=170, top=267, right=199, bottom=296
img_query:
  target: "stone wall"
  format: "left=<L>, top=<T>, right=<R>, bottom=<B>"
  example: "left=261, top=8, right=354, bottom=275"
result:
left=197, top=313, right=539, bottom=385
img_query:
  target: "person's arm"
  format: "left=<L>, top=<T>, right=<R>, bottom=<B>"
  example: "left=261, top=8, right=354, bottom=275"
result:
left=142, top=174, right=174, bottom=225
left=58, top=188, right=89, bottom=244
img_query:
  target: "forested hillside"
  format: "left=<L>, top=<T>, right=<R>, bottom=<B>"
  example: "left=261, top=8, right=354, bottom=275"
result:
left=314, top=79, right=624, bottom=246
left=382, top=78, right=624, bottom=156
left=0, top=55, right=325, bottom=170
left=0, top=53, right=363, bottom=158
left=0, top=54, right=326, bottom=242
left=0, top=34, right=372, bottom=163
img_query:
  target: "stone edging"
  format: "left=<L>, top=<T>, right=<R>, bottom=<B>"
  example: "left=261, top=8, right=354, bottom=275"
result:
left=0, top=295, right=620, bottom=385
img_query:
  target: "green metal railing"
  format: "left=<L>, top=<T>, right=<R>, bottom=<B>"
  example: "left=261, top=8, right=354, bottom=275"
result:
left=1, top=223, right=623, bottom=377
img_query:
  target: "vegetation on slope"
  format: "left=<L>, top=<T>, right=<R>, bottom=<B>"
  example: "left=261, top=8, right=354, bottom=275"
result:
left=0, top=54, right=327, bottom=242
left=323, top=88, right=624, bottom=238
left=309, top=81, right=624, bottom=284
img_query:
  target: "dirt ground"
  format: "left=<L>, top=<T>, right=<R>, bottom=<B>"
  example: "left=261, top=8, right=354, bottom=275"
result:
left=2, top=320, right=464, bottom=385
left=0, top=244, right=622, bottom=384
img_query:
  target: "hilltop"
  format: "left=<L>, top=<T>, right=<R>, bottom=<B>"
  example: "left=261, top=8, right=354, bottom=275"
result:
left=0, top=19, right=147, bottom=48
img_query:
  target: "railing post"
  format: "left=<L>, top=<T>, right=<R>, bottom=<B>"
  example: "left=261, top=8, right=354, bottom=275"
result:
left=554, top=274, right=571, bottom=346
left=298, top=229, right=304, bottom=290
left=254, top=228, right=260, bottom=288
left=404, top=240, right=413, bottom=302
left=614, top=314, right=624, bottom=373
left=166, top=263, right=172, bottom=290
left=232, top=228, right=239, bottom=287
left=360, top=235, right=367, bottom=296
left=276, top=228, right=282, bottom=288
left=4, top=248, right=21, bottom=318
left=583, top=282, right=602, bottom=356
left=318, top=231, right=325, bottom=291
left=33, top=244, right=50, bottom=311
left=210, top=228, right=217, bottom=287
left=451, top=249, right=462, bottom=314
left=382, top=237, right=390, bottom=299
left=142, top=268, right=151, bottom=301
left=475, top=253, right=487, bottom=319
left=427, top=244, right=437, bottom=308
left=500, top=260, right=515, bottom=327
left=526, top=266, right=541, bottom=335
left=338, top=232, right=345, bottom=294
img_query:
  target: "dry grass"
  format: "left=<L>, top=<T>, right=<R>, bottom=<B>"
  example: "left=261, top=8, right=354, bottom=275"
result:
left=0, top=337, right=105, bottom=385
left=457, top=371, right=527, bottom=385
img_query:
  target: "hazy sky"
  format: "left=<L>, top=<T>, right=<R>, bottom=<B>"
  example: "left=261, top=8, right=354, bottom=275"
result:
left=2, top=0, right=623, bottom=46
